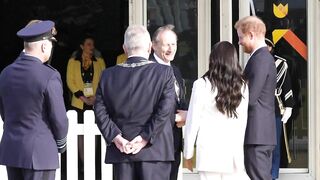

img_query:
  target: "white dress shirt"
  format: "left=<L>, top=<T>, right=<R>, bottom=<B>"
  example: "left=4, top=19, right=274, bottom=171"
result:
left=153, top=53, right=171, bottom=66
left=153, top=53, right=180, bottom=99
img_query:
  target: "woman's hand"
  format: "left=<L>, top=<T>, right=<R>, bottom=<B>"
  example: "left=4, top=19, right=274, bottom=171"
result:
left=80, top=96, right=95, bottom=106
left=183, top=158, right=193, bottom=172
left=86, top=96, right=96, bottom=106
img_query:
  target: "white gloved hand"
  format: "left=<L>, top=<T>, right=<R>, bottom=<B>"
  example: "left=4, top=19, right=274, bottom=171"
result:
left=281, top=107, right=292, bottom=124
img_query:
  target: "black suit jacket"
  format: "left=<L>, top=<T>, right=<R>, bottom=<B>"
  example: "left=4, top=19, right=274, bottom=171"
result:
left=94, top=57, right=176, bottom=163
left=0, top=53, right=68, bottom=170
left=243, top=47, right=277, bottom=145
left=149, top=54, right=188, bottom=152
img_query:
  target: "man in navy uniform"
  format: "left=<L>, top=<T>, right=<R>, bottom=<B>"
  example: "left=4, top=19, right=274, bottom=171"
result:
left=94, top=25, right=176, bottom=180
left=150, top=24, right=188, bottom=180
left=0, top=20, right=68, bottom=180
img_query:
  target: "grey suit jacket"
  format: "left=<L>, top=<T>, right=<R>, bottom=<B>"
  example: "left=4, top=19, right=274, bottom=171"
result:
left=0, top=53, right=68, bottom=170
left=94, top=57, right=176, bottom=163
left=243, top=47, right=277, bottom=145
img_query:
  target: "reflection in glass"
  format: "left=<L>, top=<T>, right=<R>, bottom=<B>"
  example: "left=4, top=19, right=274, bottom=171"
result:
left=252, top=0, right=308, bottom=169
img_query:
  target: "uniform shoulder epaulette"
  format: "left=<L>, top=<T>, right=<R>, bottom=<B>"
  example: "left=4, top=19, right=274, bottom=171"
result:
left=274, top=55, right=287, bottom=62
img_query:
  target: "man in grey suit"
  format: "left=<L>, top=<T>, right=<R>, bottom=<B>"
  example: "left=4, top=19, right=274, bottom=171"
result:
left=235, top=16, right=277, bottom=179
left=0, top=20, right=68, bottom=180
left=94, top=25, right=176, bottom=180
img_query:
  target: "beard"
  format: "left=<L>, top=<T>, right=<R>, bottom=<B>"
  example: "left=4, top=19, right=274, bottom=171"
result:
left=243, top=45, right=253, bottom=54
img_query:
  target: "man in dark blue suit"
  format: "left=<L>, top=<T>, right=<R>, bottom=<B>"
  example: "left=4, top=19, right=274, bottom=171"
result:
left=235, top=16, right=277, bottom=179
left=150, top=24, right=188, bottom=180
left=0, top=20, right=68, bottom=180
left=94, top=25, right=176, bottom=180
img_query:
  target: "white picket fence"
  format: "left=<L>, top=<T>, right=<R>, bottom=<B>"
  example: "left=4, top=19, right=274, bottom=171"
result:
left=0, top=110, right=183, bottom=180
left=65, top=110, right=113, bottom=180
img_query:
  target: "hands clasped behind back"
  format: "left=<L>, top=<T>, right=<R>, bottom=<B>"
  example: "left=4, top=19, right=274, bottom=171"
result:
left=113, top=134, right=148, bottom=154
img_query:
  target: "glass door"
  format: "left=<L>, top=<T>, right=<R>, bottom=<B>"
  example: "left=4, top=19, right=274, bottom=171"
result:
left=251, top=0, right=309, bottom=175
left=236, top=0, right=313, bottom=179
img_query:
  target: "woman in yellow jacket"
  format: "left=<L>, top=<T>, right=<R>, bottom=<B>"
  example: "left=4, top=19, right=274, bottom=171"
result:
left=67, top=36, right=105, bottom=115
left=66, top=36, right=105, bottom=173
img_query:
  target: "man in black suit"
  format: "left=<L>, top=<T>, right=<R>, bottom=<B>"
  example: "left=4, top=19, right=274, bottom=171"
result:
left=235, top=16, right=277, bottom=179
left=0, top=20, right=68, bottom=180
left=150, top=24, right=188, bottom=180
left=94, top=25, right=176, bottom=180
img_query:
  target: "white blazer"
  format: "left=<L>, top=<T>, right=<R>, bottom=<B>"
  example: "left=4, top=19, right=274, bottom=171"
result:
left=184, top=77, right=249, bottom=173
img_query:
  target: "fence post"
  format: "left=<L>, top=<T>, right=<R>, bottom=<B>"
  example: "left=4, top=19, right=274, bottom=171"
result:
left=178, top=154, right=183, bottom=180
left=83, top=110, right=97, bottom=180
left=55, top=154, right=61, bottom=180
left=66, top=110, right=79, bottom=180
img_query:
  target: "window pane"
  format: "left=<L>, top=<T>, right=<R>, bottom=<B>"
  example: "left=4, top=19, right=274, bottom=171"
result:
left=147, top=0, right=198, bottom=103
left=252, top=0, right=308, bottom=168
left=211, top=0, right=220, bottom=46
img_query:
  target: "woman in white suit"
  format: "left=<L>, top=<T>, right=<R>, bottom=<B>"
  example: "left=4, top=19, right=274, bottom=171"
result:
left=183, top=41, right=250, bottom=180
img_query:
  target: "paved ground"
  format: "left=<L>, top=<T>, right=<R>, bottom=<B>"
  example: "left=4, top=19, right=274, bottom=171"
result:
left=183, top=173, right=200, bottom=180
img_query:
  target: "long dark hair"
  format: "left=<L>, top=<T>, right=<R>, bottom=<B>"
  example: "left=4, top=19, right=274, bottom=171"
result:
left=202, top=41, right=244, bottom=118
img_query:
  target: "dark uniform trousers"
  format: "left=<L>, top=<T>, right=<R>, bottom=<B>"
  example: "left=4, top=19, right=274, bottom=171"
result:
left=6, top=167, right=55, bottom=180
left=113, top=161, right=171, bottom=180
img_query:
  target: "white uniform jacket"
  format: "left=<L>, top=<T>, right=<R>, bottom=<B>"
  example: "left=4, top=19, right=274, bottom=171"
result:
left=184, top=77, right=249, bottom=173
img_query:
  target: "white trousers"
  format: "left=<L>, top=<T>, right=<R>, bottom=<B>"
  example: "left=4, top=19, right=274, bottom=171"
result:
left=199, top=170, right=250, bottom=180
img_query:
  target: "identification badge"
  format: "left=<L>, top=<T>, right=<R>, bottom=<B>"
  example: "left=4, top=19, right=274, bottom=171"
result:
left=83, top=83, right=94, bottom=97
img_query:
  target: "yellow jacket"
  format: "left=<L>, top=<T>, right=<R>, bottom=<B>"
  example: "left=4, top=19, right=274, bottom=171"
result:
left=67, top=57, right=105, bottom=109
left=116, top=53, right=127, bottom=64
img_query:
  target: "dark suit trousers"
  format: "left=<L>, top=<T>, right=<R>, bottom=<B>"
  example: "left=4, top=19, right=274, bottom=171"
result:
left=244, top=145, right=275, bottom=180
left=170, top=125, right=182, bottom=180
left=6, top=167, right=55, bottom=180
left=113, top=161, right=171, bottom=180
left=170, top=150, right=181, bottom=180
